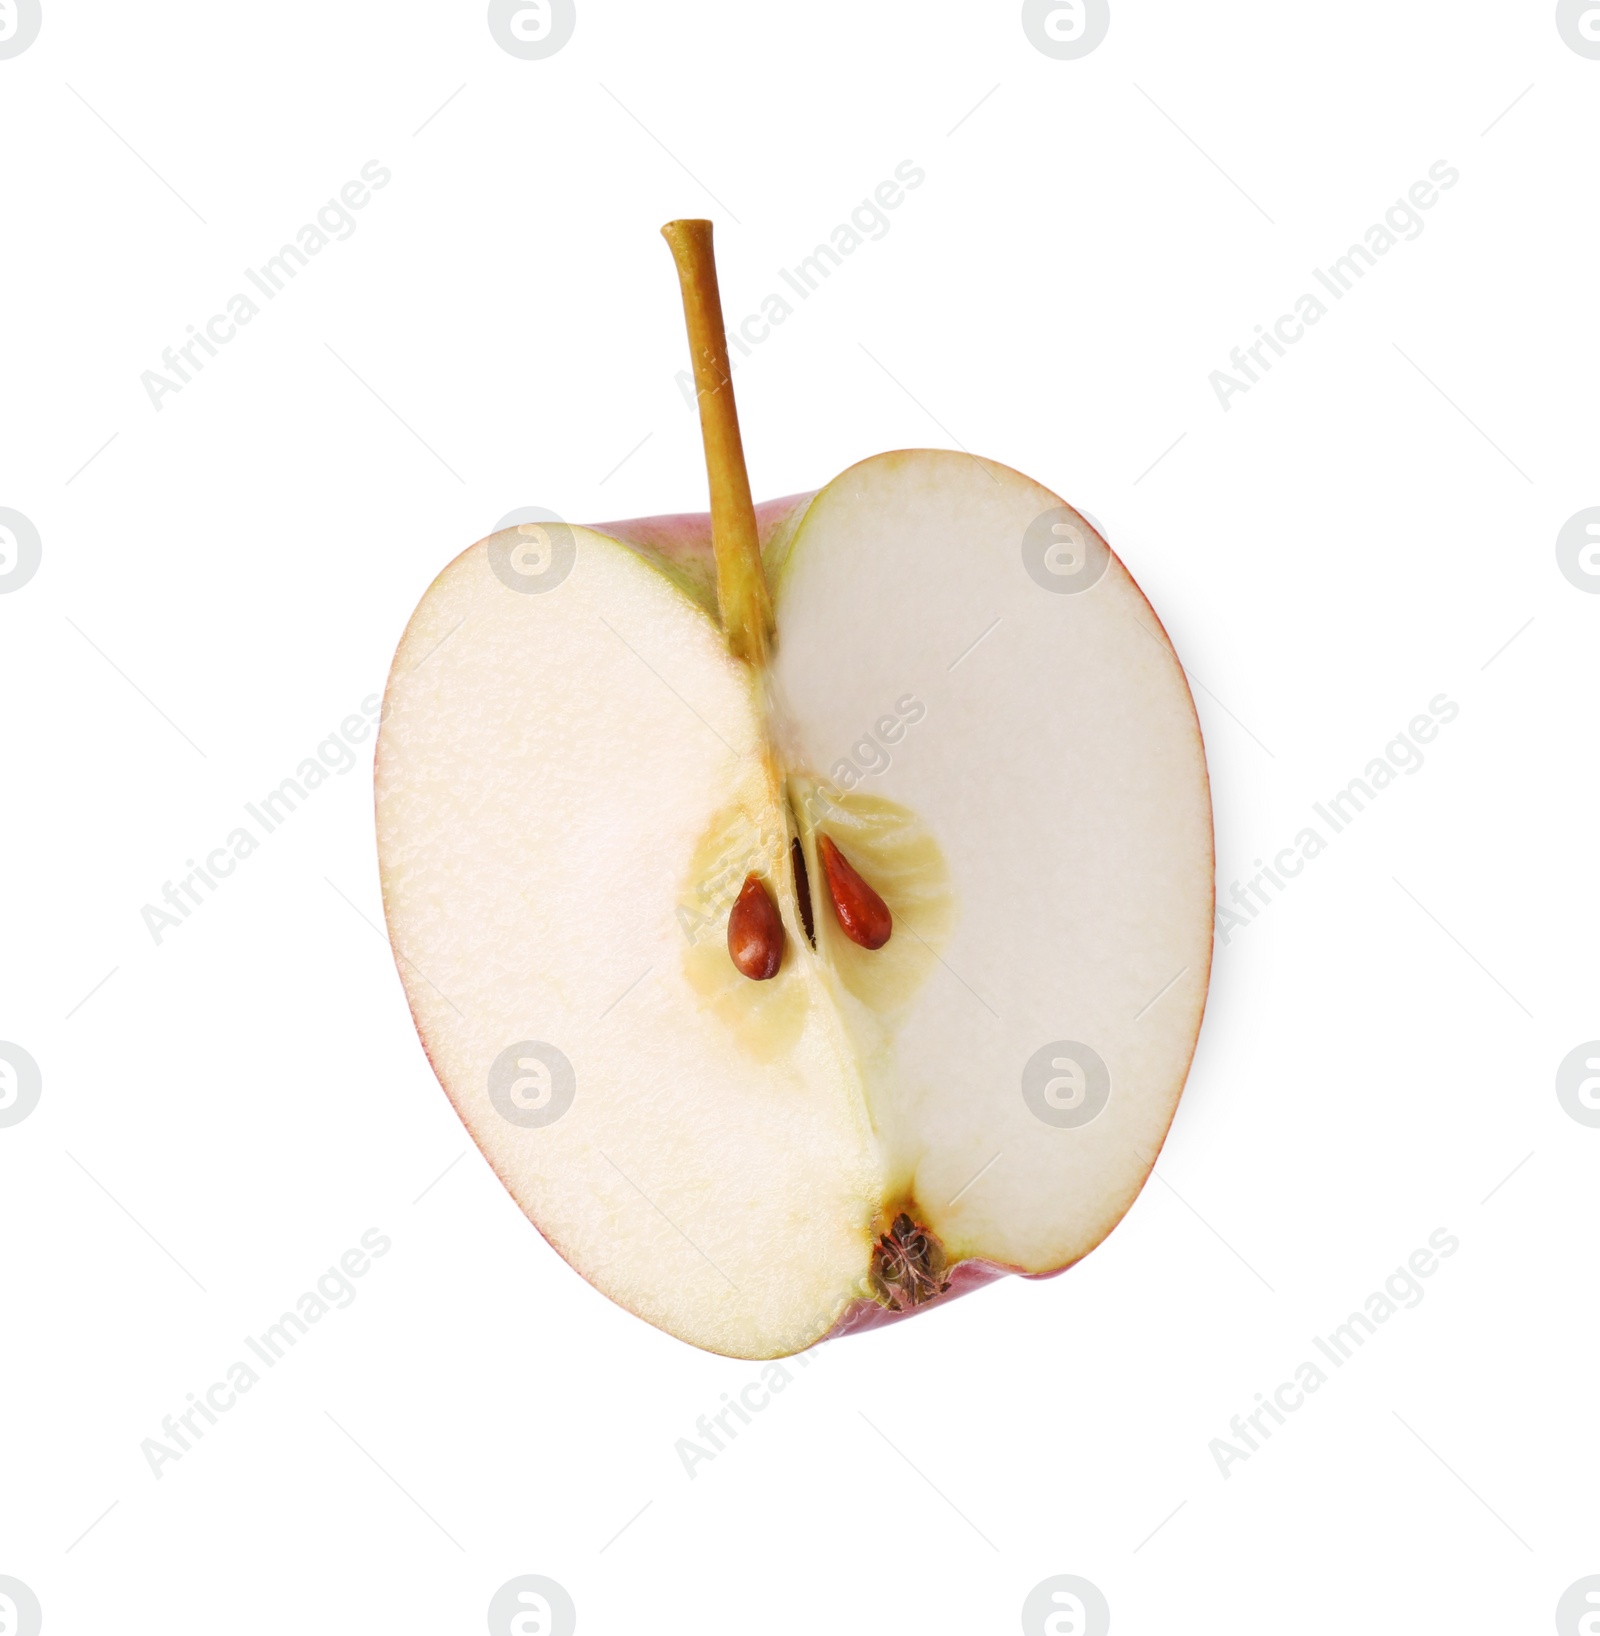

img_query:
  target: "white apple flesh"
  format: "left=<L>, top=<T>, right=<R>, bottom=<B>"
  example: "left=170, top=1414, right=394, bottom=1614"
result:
left=374, top=228, right=1213, bottom=1359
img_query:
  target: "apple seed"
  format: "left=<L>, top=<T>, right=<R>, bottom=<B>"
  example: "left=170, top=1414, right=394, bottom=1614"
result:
left=727, top=873, right=784, bottom=980
left=817, top=835, right=892, bottom=950
left=790, top=837, right=816, bottom=948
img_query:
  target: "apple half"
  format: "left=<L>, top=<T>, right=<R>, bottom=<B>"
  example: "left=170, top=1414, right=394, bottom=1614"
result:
left=375, top=222, right=1214, bottom=1358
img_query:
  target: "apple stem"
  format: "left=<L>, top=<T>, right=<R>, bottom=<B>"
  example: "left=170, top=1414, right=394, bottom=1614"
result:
left=660, top=219, right=773, bottom=666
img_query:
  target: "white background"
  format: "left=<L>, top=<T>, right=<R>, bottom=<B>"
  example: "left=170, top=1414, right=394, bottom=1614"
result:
left=3, top=2, right=1599, bottom=1632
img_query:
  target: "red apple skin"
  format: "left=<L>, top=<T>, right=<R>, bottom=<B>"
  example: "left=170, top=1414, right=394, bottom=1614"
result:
left=825, top=1259, right=1070, bottom=1341
left=592, top=492, right=815, bottom=600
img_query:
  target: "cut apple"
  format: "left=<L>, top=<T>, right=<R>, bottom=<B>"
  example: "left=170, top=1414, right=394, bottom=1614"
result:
left=374, top=222, right=1213, bottom=1358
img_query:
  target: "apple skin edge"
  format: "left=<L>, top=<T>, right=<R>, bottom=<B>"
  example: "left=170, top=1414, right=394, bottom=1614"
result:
left=825, top=1258, right=1071, bottom=1342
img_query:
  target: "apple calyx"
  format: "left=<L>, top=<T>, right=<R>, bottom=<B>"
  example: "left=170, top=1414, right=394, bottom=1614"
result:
left=817, top=834, right=893, bottom=950
left=869, top=1213, right=952, bottom=1311
left=727, top=873, right=785, bottom=980
left=661, top=219, right=774, bottom=667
